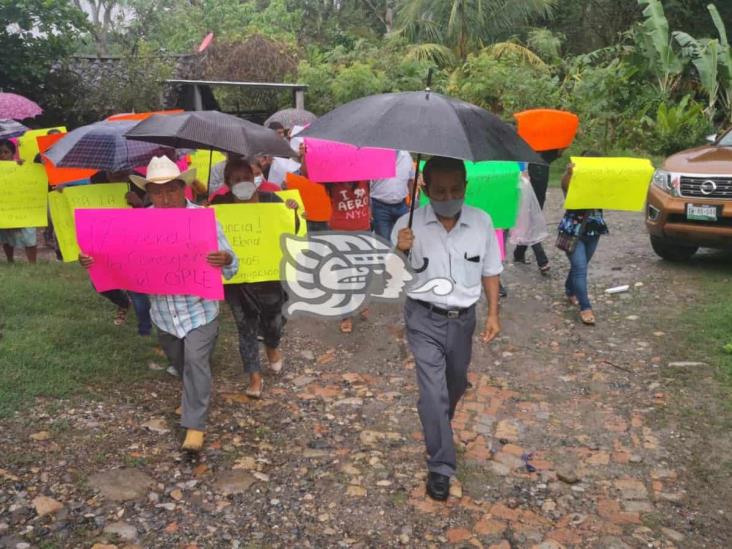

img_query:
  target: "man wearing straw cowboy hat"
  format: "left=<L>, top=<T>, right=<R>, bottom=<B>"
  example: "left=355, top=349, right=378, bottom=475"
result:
left=80, top=156, right=239, bottom=452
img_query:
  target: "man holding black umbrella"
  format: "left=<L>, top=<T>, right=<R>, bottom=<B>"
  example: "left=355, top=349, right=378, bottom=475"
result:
left=393, top=156, right=502, bottom=502
left=296, top=86, right=541, bottom=501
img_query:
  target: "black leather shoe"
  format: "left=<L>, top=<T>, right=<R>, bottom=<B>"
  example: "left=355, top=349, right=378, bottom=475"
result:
left=426, top=472, right=450, bottom=501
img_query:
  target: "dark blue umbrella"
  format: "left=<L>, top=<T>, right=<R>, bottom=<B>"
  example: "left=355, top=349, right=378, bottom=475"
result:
left=45, top=120, right=173, bottom=172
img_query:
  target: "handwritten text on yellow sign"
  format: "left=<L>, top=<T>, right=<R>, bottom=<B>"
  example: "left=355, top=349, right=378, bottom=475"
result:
left=214, top=202, right=301, bottom=284
left=0, top=162, right=48, bottom=228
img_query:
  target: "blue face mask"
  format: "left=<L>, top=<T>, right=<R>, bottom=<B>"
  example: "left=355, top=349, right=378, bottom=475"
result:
left=430, top=197, right=464, bottom=218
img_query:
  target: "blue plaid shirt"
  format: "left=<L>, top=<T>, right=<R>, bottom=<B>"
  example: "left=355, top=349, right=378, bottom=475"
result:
left=150, top=202, right=239, bottom=338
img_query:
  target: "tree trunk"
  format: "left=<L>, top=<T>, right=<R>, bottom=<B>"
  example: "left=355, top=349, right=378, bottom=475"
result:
left=385, top=4, right=393, bottom=33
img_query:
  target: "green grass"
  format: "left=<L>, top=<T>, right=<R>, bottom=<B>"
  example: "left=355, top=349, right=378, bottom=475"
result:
left=669, top=260, right=732, bottom=399
left=683, top=285, right=732, bottom=394
left=0, top=261, right=158, bottom=417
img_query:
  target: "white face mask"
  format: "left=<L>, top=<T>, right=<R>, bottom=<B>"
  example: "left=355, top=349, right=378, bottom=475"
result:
left=254, top=175, right=264, bottom=186
left=231, top=181, right=257, bottom=200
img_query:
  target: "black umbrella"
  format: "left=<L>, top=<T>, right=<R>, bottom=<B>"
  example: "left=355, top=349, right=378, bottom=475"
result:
left=297, top=89, right=543, bottom=228
left=297, top=91, right=541, bottom=162
left=125, top=110, right=295, bottom=158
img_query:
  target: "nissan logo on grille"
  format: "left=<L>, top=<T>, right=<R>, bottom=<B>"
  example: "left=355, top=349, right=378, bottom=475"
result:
left=700, top=179, right=718, bottom=195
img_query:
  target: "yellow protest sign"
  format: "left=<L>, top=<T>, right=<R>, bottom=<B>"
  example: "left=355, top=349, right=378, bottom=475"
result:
left=214, top=203, right=300, bottom=284
left=189, top=149, right=226, bottom=187
left=18, top=127, right=67, bottom=162
left=275, top=189, right=307, bottom=236
left=564, top=157, right=654, bottom=211
left=48, top=183, right=130, bottom=261
left=0, top=162, right=48, bottom=228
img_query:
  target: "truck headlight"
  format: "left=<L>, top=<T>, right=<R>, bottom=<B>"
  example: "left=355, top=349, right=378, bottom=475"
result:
left=652, top=170, right=675, bottom=194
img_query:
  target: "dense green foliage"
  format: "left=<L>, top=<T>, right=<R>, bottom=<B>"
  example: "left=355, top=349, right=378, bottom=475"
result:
left=3, top=0, right=732, bottom=156
left=0, top=0, right=87, bottom=99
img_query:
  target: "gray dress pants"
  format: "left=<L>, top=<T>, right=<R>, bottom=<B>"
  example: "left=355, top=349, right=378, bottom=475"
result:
left=158, top=319, right=219, bottom=431
left=404, top=298, right=476, bottom=477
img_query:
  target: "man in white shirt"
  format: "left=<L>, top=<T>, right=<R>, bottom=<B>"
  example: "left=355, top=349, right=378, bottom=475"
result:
left=371, top=150, right=415, bottom=241
left=392, top=156, right=502, bottom=501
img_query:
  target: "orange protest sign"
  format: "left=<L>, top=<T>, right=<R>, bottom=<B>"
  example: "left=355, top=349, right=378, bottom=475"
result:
left=514, top=109, right=579, bottom=152
left=37, top=133, right=97, bottom=186
left=285, top=173, right=332, bottom=222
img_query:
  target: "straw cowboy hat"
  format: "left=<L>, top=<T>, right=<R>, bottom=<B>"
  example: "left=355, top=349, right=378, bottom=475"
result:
left=130, top=155, right=196, bottom=190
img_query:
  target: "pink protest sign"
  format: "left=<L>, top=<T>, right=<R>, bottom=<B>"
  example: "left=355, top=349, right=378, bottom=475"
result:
left=304, top=138, right=396, bottom=183
left=75, top=208, right=223, bottom=300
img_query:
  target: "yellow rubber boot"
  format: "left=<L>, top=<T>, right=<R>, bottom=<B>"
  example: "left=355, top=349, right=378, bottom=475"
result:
left=181, top=429, right=204, bottom=452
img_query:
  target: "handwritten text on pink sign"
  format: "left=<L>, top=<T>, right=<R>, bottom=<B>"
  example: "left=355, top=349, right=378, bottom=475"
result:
left=75, top=208, right=223, bottom=300
left=304, top=138, right=396, bottom=182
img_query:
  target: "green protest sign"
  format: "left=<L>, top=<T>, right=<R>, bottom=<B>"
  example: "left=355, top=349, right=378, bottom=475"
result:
left=418, top=161, right=521, bottom=228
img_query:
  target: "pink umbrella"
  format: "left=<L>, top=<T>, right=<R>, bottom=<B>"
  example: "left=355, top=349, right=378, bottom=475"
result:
left=0, top=92, right=42, bottom=120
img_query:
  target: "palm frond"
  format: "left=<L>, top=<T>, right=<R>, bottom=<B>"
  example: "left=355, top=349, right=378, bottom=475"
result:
left=486, top=0, right=557, bottom=34
left=405, top=42, right=457, bottom=67
left=484, top=41, right=548, bottom=68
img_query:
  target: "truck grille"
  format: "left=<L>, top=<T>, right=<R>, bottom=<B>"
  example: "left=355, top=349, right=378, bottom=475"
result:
left=679, top=176, right=732, bottom=199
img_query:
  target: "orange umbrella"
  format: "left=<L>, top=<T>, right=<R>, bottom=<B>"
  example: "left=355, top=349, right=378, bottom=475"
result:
left=106, top=109, right=183, bottom=122
left=514, top=109, right=579, bottom=152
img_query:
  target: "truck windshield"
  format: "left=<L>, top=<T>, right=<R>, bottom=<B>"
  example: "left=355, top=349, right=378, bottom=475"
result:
left=719, top=130, right=732, bottom=146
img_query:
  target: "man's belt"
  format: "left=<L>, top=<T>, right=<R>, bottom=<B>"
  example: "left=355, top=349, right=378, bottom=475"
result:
left=410, top=298, right=473, bottom=319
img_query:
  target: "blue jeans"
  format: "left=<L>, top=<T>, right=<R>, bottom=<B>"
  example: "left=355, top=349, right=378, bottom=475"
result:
left=129, top=291, right=152, bottom=336
left=371, top=198, right=408, bottom=242
left=565, top=235, right=600, bottom=311
left=306, top=220, right=329, bottom=233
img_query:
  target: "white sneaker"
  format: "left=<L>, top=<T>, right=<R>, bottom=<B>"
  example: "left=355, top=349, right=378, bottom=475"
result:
left=166, top=365, right=180, bottom=378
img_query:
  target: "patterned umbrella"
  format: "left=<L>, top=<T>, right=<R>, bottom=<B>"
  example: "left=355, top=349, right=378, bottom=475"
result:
left=0, top=93, right=42, bottom=120
left=45, top=120, right=173, bottom=172
left=264, top=108, right=317, bottom=129
left=0, top=119, right=29, bottom=139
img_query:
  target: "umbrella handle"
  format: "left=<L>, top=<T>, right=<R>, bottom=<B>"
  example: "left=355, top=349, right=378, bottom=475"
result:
left=413, top=257, right=429, bottom=273
left=406, top=153, right=428, bottom=272
left=207, top=149, right=213, bottom=194
left=406, top=153, right=421, bottom=229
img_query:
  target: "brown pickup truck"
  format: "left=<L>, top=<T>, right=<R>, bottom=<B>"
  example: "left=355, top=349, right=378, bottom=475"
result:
left=646, top=128, right=732, bottom=260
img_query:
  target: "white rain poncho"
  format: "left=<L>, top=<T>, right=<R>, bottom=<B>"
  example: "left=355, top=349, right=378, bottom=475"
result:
left=509, top=173, right=549, bottom=246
